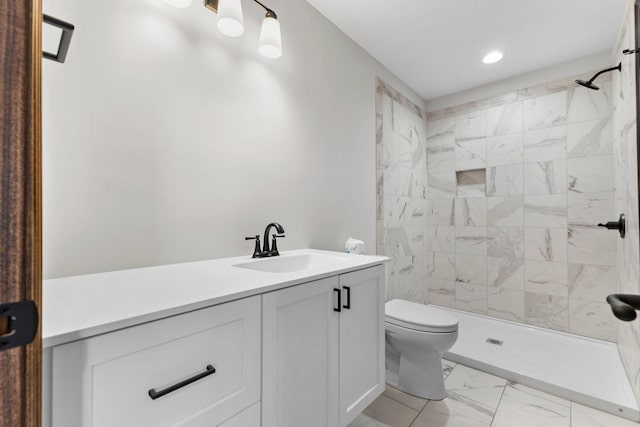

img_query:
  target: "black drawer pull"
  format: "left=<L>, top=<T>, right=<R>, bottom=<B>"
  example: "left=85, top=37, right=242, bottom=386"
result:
left=343, top=286, right=351, bottom=310
left=148, top=365, right=216, bottom=400
left=334, top=288, right=341, bottom=312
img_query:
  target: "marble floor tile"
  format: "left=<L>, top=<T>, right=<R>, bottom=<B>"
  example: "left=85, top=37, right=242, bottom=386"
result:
left=411, top=394, right=493, bottom=427
left=442, top=359, right=457, bottom=379
left=348, top=413, right=393, bottom=427
left=570, top=402, right=640, bottom=427
left=444, top=365, right=507, bottom=413
left=361, top=394, right=418, bottom=427
left=491, top=383, right=570, bottom=427
left=382, top=385, right=428, bottom=412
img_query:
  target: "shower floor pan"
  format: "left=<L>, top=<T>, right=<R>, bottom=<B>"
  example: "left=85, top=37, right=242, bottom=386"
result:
left=431, top=305, right=640, bottom=421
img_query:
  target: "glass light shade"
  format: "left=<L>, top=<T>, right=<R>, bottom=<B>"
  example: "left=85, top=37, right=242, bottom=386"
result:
left=258, top=16, right=282, bottom=58
left=164, top=0, right=191, bottom=7
left=217, top=0, right=244, bottom=37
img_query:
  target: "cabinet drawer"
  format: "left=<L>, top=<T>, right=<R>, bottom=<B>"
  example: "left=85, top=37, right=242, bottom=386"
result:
left=52, top=296, right=261, bottom=427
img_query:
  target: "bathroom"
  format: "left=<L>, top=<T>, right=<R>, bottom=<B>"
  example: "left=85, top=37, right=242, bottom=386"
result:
left=1, top=0, right=640, bottom=426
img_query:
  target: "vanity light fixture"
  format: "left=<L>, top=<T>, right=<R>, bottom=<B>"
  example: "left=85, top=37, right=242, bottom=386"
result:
left=206, top=0, right=282, bottom=58
left=482, top=51, right=503, bottom=64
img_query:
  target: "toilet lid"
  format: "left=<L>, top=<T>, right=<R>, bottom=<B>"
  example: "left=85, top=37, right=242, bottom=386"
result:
left=385, top=299, right=458, bottom=333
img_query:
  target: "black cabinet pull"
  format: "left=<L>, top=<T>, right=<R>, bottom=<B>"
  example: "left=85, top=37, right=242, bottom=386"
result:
left=334, top=288, right=341, bottom=312
left=148, top=365, right=216, bottom=400
left=343, top=286, right=351, bottom=310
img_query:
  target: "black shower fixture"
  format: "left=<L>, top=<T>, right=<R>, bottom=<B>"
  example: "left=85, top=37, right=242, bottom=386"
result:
left=575, top=63, right=621, bottom=90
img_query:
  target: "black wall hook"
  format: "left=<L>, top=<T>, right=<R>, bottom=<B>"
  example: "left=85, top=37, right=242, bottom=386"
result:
left=43, top=14, right=74, bottom=63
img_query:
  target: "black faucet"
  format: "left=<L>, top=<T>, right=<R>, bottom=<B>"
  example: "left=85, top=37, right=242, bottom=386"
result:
left=245, top=222, right=285, bottom=258
left=262, top=222, right=285, bottom=256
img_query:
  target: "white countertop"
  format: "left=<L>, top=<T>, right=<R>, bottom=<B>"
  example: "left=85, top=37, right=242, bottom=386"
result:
left=43, top=249, right=389, bottom=348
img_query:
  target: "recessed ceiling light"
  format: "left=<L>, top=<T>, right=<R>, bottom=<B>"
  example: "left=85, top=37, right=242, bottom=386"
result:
left=482, top=51, right=503, bottom=64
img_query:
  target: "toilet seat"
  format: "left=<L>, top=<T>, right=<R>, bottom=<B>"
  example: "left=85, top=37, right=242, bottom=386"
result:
left=385, top=299, right=458, bottom=333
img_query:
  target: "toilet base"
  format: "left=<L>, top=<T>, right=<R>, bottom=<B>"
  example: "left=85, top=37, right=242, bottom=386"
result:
left=397, top=350, right=446, bottom=400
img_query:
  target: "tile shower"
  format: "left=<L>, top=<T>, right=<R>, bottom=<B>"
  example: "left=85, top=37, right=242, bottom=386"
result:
left=378, top=70, right=619, bottom=342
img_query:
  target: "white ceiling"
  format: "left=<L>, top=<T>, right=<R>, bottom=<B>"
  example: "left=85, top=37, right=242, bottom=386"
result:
left=304, top=0, right=628, bottom=100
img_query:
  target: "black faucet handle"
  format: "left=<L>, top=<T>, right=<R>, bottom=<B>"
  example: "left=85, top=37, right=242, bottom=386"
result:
left=245, top=235, right=262, bottom=258
left=270, top=234, right=285, bottom=256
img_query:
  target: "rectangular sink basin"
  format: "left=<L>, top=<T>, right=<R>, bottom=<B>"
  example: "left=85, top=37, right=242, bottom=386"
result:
left=233, top=253, right=347, bottom=273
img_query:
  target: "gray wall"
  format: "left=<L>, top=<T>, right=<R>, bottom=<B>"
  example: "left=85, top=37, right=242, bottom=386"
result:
left=42, top=0, right=425, bottom=278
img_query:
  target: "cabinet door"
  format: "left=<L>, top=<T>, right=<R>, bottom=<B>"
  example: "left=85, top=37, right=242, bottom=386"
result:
left=51, top=296, right=261, bottom=427
left=262, top=276, right=340, bottom=427
left=339, top=265, right=386, bottom=427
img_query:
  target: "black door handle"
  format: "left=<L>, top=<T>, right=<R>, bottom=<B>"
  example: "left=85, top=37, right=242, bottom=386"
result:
left=334, top=288, right=341, bottom=312
left=43, top=14, right=74, bottom=63
left=148, top=365, right=216, bottom=400
left=343, top=286, right=351, bottom=310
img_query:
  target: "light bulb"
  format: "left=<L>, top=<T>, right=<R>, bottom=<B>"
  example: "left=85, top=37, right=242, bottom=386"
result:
left=163, top=0, right=191, bottom=7
left=217, top=0, right=244, bottom=37
left=258, top=14, right=282, bottom=59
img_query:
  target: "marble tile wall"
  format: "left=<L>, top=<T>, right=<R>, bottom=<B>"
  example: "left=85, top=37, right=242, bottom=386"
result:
left=376, top=78, right=429, bottom=304
left=426, top=69, right=619, bottom=341
left=612, top=0, right=640, bottom=406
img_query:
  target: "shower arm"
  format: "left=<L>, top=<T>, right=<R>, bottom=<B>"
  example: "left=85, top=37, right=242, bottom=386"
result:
left=585, top=63, right=622, bottom=85
left=606, top=294, right=640, bottom=321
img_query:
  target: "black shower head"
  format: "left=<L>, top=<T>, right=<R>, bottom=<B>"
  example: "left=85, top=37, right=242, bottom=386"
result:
left=575, top=62, right=622, bottom=91
left=575, top=79, right=600, bottom=90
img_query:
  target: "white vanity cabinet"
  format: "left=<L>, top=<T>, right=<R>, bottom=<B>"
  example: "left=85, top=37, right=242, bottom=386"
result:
left=261, top=265, right=385, bottom=427
left=43, top=251, right=387, bottom=427
left=50, top=295, right=262, bottom=427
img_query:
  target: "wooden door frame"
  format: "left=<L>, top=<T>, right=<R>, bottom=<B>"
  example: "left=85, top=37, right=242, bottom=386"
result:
left=0, top=0, right=43, bottom=426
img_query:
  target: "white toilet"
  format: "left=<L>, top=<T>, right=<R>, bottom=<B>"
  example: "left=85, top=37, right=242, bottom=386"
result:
left=384, top=299, right=459, bottom=400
